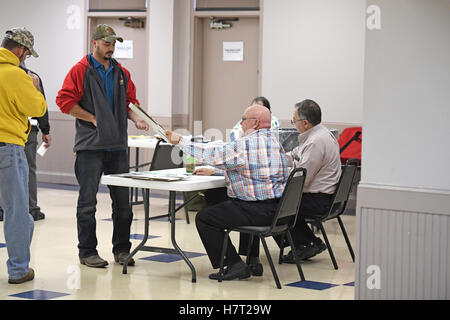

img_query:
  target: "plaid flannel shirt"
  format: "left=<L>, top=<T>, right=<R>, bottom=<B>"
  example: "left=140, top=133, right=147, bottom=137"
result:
left=179, top=129, right=288, bottom=201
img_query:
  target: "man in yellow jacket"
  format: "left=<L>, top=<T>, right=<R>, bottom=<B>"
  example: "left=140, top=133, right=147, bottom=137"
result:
left=0, top=27, right=46, bottom=284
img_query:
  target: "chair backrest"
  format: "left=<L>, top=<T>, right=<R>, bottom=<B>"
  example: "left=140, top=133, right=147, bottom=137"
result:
left=269, top=167, right=307, bottom=234
left=149, top=139, right=184, bottom=171
left=325, top=158, right=359, bottom=220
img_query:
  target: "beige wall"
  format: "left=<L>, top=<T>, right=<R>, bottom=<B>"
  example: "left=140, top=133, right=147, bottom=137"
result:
left=1, top=0, right=366, bottom=184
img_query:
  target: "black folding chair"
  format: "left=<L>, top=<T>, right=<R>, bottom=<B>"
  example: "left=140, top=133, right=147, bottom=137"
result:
left=217, top=167, right=307, bottom=289
left=146, top=139, right=191, bottom=223
left=303, top=159, right=358, bottom=270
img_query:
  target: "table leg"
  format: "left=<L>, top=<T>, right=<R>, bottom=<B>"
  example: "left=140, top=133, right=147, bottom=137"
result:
left=169, top=191, right=196, bottom=283
left=123, top=188, right=150, bottom=274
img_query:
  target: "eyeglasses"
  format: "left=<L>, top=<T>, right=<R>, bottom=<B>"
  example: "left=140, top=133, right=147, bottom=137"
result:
left=241, top=117, right=257, bottom=122
left=290, top=118, right=307, bottom=125
left=22, top=46, right=31, bottom=58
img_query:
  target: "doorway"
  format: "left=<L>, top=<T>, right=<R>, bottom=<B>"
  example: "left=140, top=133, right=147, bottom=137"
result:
left=191, top=16, right=260, bottom=139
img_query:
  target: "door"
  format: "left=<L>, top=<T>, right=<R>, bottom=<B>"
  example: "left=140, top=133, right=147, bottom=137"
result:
left=194, top=17, right=260, bottom=139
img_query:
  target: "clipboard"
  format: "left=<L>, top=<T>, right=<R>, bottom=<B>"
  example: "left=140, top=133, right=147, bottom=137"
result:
left=128, top=103, right=169, bottom=142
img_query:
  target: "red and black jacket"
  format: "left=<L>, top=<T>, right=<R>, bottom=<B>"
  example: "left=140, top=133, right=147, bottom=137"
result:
left=56, top=55, right=139, bottom=152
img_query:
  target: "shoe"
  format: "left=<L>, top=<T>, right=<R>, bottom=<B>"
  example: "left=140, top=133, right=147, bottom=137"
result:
left=8, top=268, right=35, bottom=284
left=79, top=254, right=109, bottom=268
left=31, top=211, right=45, bottom=221
left=282, top=239, right=327, bottom=263
left=209, top=261, right=251, bottom=281
left=114, top=252, right=135, bottom=266
left=249, top=263, right=263, bottom=276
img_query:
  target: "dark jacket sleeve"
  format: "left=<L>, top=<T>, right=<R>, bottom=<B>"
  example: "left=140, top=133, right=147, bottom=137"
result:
left=35, top=75, right=50, bottom=135
left=21, top=67, right=50, bottom=134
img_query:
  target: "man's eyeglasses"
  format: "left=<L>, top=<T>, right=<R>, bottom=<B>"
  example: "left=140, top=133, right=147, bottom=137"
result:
left=290, top=118, right=307, bottom=125
left=241, top=117, right=257, bottom=122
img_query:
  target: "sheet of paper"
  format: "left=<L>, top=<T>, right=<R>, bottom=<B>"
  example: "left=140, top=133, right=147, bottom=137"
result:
left=120, top=171, right=188, bottom=181
left=223, top=41, right=244, bottom=61
left=128, top=103, right=169, bottom=142
left=37, top=142, right=48, bottom=157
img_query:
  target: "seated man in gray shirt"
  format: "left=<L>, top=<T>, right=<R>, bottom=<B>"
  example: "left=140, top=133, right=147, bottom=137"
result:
left=279, top=99, right=342, bottom=263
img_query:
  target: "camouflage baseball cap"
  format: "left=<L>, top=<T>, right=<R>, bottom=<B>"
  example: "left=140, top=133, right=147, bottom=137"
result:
left=92, top=24, right=123, bottom=43
left=5, top=27, right=38, bottom=57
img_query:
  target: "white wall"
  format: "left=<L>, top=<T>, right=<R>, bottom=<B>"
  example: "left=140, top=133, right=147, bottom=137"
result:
left=147, top=0, right=175, bottom=116
left=362, top=0, right=450, bottom=190
left=0, top=0, right=85, bottom=111
left=172, top=0, right=191, bottom=116
left=261, top=0, right=366, bottom=124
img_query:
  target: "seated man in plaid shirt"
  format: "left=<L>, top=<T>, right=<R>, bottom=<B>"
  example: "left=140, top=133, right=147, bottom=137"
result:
left=166, top=105, right=289, bottom=281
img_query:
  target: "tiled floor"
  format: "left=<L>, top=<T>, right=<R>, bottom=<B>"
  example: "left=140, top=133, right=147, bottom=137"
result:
left=0, top=185, right=356, bottom=300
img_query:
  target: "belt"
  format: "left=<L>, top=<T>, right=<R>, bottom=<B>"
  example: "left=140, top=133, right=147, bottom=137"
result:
left=307, top=193, right=333, bottom=199
left=0, top=142, right=6, bottom=147
left=234, top=198, right=280, bottom=204
left=253, top=198, right=280, bottom=204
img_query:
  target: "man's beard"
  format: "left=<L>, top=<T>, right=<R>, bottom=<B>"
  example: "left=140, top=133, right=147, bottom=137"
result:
left=104, top=51, right=114, bottom=60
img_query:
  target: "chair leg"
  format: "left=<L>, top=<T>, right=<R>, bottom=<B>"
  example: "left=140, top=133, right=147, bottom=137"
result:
left=218, top=231, right=230, bottom=283
left=278, top=234, right=286, bottom=264
left=260, top=237, right=282, bottom=289
left=245, top=234, right=254, bottom=265
left=286, top=231, right=305, bottom=281
left=182, top=192, right=190, bottom=224
left=318, top=223, right=338, bottom=270
left=337, top=216, right=355, bottom=262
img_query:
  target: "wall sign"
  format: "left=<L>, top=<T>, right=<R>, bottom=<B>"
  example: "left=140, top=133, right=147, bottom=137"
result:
left=223, top=41, right=244, bottom=61
left=114, top=40, right=134, bottom=59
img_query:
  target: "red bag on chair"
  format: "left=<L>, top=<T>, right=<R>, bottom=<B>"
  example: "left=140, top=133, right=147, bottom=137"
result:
left=338, top=127, right=362, bottom=163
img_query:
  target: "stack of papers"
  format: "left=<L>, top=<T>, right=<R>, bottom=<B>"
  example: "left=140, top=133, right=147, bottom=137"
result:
left=120, top=171, right=188, bottom=182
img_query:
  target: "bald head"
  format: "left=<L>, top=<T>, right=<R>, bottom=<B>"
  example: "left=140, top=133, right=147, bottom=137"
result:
left=244, top=105, right=271, bottom=129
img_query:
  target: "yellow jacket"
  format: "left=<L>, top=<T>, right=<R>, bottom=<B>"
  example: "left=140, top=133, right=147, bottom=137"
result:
left=0, top=48, right=46, bottom=146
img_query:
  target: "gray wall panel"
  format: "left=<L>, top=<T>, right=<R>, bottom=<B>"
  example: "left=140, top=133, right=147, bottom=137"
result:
left=357, top=188, right=450, bottom=300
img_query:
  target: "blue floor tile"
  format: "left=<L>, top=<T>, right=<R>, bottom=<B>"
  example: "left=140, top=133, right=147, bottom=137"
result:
left=152, top=216, right=181, bottom=222
left=343, top=281, right=355, bottom=286
left=286, top=280, right=339, bottom=290
left=140, top=251, right=206, bottom=263
left=0, top=243, right=6, bottom=248
left=10, top=290, right=70, bottom=300
left=130, top=233, right=160, bottom=240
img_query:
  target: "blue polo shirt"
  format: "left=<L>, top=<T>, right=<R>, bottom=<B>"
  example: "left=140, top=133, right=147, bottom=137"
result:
left=90, top=54, right=125, bottom=152
left=90, top=54, right=114, bottom=112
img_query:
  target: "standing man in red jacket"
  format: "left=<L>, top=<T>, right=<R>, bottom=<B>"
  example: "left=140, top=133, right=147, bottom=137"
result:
left=56, top=24, right=149, bottom=268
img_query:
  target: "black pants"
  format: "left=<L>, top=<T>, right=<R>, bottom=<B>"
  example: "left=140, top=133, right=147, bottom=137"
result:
left=195, top=198, right=279, bottom=269
left=75, top=150, right=132, bottom=258
left=273, top=193, right=333, bottom=248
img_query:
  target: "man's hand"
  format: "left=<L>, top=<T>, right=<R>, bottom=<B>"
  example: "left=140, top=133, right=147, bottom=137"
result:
left=127, top=108, right=149, bottom=131
left=42, top=134, right=51, bottom=148
left=28, top=72, right=41, bottom=91
left=193, top=167, right=214, bottom=176
left=165, top=130, right=182, bottom=145
left=134, top=119, right=149, bottom=131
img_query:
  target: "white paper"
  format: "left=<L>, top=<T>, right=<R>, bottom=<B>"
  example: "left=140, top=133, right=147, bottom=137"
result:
left=223, top=41, right=244, bottom=61
left=114, top=40, right=133, bottom=59
left=128, top=103, right=169, bottom=142
left=37, top=142, right=48, bottom=157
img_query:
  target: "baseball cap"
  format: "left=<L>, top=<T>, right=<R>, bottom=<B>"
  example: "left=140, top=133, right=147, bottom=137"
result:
left=4, top=27, right=39, bottom=58
left=92, top=24, right=123, bottom=43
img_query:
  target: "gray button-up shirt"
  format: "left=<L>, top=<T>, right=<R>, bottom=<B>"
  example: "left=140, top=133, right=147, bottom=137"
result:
left=287, top=124, right=341, bottom=194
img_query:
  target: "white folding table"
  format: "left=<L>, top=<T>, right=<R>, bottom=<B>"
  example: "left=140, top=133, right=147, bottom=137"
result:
left=101, top=168, right=226, bottom=282
left=127, top=136, right=159, bottom=206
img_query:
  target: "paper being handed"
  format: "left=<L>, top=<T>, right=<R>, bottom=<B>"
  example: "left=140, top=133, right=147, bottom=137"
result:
left=128, top=103, right=169, bottom=142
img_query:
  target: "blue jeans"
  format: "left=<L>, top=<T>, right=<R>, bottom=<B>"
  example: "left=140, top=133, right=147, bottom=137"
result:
left=75, top=150, right=132, bottom=258
left=0, top=143, right=34, bottom=279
